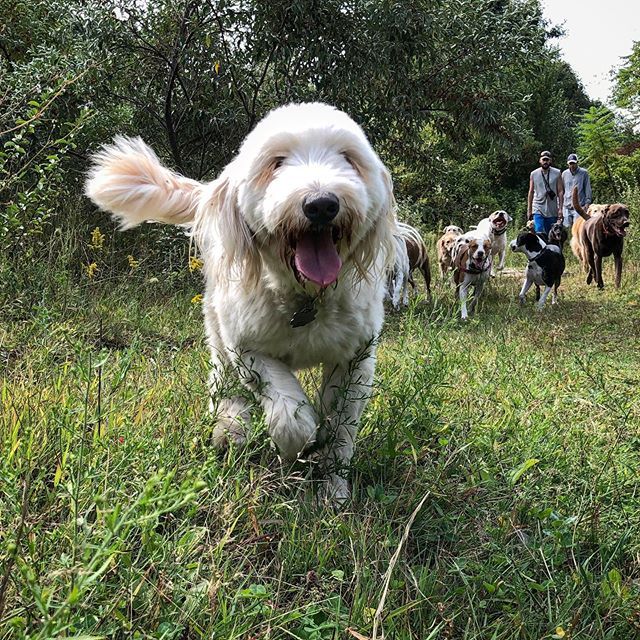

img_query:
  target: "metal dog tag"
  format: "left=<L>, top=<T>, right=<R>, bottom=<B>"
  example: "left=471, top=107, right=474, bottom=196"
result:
left=290, top=302, right=317, bottom=327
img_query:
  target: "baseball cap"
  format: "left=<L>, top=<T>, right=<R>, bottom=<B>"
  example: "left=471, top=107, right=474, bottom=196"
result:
left=540, top=150, right=552, bottom=159
left=567, top=153, right=578, bottom=163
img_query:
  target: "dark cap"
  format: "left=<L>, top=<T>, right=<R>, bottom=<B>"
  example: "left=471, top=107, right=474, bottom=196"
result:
left=567, top=153, right=578, bottom=163
left=540, top=150, right=552, bottom=160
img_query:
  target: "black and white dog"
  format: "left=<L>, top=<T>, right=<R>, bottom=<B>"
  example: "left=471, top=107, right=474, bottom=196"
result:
left=510, top=229, right=565, bottom=308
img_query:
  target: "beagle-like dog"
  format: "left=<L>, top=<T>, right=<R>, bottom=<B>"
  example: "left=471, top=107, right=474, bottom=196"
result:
left=453, top=235, right=492, bottom=320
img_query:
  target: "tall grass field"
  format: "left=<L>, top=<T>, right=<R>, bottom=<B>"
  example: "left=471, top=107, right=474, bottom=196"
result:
left=1, top=234, right=639, bottom=639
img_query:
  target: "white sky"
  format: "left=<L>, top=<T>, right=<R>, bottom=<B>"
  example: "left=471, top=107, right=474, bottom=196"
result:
left=542, top=0, right=640, bottom=105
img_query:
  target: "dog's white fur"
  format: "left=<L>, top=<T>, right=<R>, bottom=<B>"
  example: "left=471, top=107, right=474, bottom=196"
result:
left=387, top=231, right=411, bottom=310
left=85, top=103, right=396, bottom=502
left=475, top=210, right=512, bottom=274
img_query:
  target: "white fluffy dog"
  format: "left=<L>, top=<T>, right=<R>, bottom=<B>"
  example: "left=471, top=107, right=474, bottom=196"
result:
left=85, top=102, right=396, bottom=502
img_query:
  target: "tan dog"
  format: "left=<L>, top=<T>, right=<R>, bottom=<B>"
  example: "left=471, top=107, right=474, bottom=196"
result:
left=570, top=188, right=630, bottom=289
left=436, top=225, right=463, bottom=277
left=453, top=236, right=492, bottom=320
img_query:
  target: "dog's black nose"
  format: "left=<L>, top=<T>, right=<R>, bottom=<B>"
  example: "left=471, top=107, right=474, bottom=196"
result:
left=302, top=193, right=340, bottom=225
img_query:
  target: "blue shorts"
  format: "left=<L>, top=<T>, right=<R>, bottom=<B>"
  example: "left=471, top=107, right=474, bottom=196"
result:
left=533, top=213, right=556, bottom=234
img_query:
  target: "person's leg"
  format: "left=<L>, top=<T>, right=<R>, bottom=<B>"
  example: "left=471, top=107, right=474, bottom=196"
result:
left=563, top=207, right=573, bottom=228
left=532, top=213, right=546, bottom=233
left=542, top=216, right=555, bottom=235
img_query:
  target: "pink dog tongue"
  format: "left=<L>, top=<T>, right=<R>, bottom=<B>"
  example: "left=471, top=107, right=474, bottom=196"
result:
left=294, top=227, right=342, bottom=287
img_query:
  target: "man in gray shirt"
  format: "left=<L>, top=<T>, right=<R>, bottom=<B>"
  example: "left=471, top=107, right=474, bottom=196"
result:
left=561, top=153, right=592, bottom=229
left=527, top=150, right=564, bottom=235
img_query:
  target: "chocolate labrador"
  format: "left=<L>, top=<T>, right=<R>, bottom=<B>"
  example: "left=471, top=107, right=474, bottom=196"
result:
left=570, top=188, right=630, bottom=289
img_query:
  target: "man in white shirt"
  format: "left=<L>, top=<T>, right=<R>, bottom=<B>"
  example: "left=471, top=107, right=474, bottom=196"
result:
left=561, top=153, right=592, bottom=229
left=527, top=150, right=564, bottom=235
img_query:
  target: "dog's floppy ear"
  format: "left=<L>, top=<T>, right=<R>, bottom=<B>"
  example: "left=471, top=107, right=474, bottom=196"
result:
left=352, top=166, right=397, bottom=280
left=197, top=168, right=261, bottom=284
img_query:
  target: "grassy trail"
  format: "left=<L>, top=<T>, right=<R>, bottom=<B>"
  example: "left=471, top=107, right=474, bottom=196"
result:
left=1, top=255, right=639, bottom=639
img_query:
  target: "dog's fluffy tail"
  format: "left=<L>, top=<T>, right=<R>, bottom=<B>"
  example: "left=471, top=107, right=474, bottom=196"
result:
left=85, top=136, right=202, bottom=228
left=571, top=186, right=589, bottom=220
left=396, top=221, right=427, bottom=264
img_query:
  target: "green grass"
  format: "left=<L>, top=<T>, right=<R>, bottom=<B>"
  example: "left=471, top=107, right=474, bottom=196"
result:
left=1, top=253, right=640, bottom=640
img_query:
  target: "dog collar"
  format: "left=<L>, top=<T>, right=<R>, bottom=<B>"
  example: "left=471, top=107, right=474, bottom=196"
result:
left=527, top=248, right=552, bottom=264
left=493, top=226, right=507, bottom=236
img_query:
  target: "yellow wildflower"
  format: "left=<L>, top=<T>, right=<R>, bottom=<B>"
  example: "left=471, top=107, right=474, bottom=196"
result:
left=90, top=227, right=105, bottom=250
left=554, top=627, right=566, bottom=638
left=189, top=256, right=204, bottom=272
left=127, top=255, right=139, bottom=270
left=85, top=262, right=98, bottom=279
left=191, top=294, right=203, bottom=304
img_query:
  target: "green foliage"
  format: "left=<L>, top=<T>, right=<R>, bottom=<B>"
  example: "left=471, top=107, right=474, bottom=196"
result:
left=577, top=107, right=625, bottom=200
left=613, top=40, right=640, bottom=129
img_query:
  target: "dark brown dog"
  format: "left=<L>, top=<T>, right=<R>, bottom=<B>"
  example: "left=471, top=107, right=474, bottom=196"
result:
left=570, top=188, right=630, bottom=289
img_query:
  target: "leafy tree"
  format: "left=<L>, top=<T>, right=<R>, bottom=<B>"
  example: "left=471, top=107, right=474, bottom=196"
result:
left=612, top=40, right=640, bottom=130
left=576, top=106, right=624, bottom=200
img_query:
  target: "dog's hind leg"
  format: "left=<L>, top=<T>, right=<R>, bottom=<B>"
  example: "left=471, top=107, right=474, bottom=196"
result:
left=537, top=285, right=553, bottom=309
left=421, top=262, right=432, bottom=302
left=315, top=343, right=377, bottom=503
left=585, top=243, right=596, bottom=285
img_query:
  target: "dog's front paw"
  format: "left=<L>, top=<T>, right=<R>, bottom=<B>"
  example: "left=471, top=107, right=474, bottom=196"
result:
left=268, top=401, right=318, bottom=462
left=316, top=474, right=351, bottom=508
left=212, top=397, right=252, bottom=450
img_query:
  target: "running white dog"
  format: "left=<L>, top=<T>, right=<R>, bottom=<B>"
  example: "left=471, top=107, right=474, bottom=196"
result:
left=475, top=210, right=512, bottom=274
left=85, top=103, right=396, bottom=502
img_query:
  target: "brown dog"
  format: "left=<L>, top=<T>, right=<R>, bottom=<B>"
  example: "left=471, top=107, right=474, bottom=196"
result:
left=570, top=188, right=630, bottom=289
left=398, top=222, right=432, bottom=300
left=436, top=225, right=463, bottom=278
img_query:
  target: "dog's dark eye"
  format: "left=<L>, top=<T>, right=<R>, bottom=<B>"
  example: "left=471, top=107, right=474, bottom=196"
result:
left=273, top=157, right=285, bottom=169
left=342, top=152, right=359, bottom=173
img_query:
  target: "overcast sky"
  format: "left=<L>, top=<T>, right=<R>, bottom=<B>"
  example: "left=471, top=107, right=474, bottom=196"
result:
left=541, top=0, right=639, bottom=105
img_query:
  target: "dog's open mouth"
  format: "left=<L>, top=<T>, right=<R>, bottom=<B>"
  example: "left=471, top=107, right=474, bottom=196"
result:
left=492, top=219, right=507, bottom=230
left=614, top=221, right=630, bottom=237
left=470, top=256, right=486, bottom=270
left=293, top=226, right=342, bottom=287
